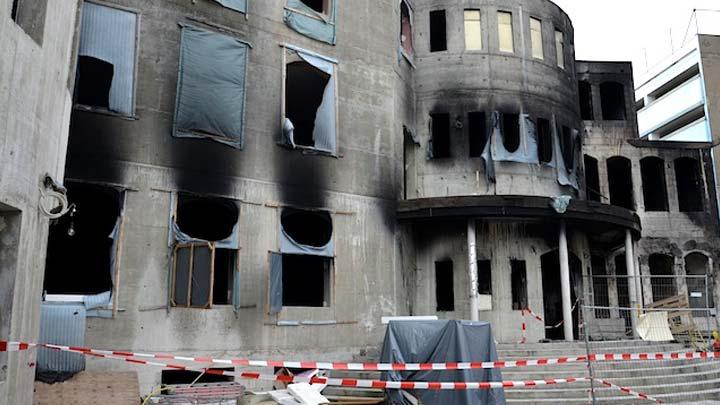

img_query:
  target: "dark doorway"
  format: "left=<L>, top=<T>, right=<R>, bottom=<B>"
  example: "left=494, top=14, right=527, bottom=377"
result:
left=286, top=61, right=331, bottom=147
left=477, top=259, right=492, bottom=295
left=600, top=81, right=626, bottom=120
left=76, top=56, right=114, bottom=109
left=510, top=259, right=527, bottom=310
left=435, top=260, right=454, bottom=311
left=649, top=253, right=676, bottom=303
left=429, top=10, right=447, bottom=52
left=541, top=250, right=582, bottom=340
left=537, top=118, right=552, bottom=164
left=502, top=113, right=520, bottom=153
left=578, top=80, right=594, bottom=120
left=640, top=157, right=669, bottom=211
left=468, top=112, right=486, bottom=157
left=614, top=254, right=631, bottom=331
left=607, top=156, right=634, bottom=210
left=584, top=155, right=601, bottom=202
left=674, top=157, right=704, bottom=212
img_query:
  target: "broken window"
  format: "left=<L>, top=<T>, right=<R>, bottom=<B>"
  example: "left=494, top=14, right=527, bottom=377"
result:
left=640, top=157, right=669, bottom=212
left=431, top=113, right=451, bottom=158
left=537, top=118, right=552, bottom=163
left=511, top=260, right=527, bottom=310
left=477, top=259, right=492, bottom=295
left=400, top=1, right=413, bottom=55
left=269, top=209, right=334, bottom=313
left=501, top=113, right=520, bottom=153
left=606, top=156, right=634, bottom=210
left=591, top=255, right=610, bottom=318
left=10, top=0, right=48, bottom=45
left=429, top=10, right=447, bottom=52
left=44, top=183, right=122, bottom=297
left=284, top=0, right=336, bottom=45
left=578, top=80, right=593, bottom=120
left=584, top=155, right=601, bottom=202
left=283, top=47, right=337, bottom=153
left=170, top=194, right=240, bottom=309
left=498, top=11, right=514, bottom=53
left=435, top=260, right=454, bottom=311
left=464, top=10, right=482, bottom=51
left=554, top=30, right=564, bottom=69
left=468, top=112, right=487, bottom=157
left=174, top=25, right=249, bottom=148
left=649, top=254, right=676, bottom=302
left=161, top=369, right=234, bottom=385
left=530, top=17, right=543, bottom=60
left=600, top=82, right=627, bottom=121
left=76, top=2, right=137, bottom=115
left=685, top=253, right=714, bottom=311
left=674, top=157, right=704, bottom=212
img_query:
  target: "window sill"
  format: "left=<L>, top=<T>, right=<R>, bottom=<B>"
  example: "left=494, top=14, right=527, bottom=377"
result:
left=277, top=142, right=339, bottom=158
left=74, top=104, right=138, bottom=121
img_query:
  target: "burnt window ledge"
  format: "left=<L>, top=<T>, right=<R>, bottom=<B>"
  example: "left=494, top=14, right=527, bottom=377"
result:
left=73, top=104, right=139, bottom=121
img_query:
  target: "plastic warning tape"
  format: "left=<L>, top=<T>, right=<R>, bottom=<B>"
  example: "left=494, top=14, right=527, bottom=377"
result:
left=2, top=341, right=719, bottom=371
left=594, top=378, right=662, bottom=403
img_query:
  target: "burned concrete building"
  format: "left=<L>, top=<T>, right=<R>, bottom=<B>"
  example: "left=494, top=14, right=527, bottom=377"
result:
left=2, top=0, right=718, bottom=399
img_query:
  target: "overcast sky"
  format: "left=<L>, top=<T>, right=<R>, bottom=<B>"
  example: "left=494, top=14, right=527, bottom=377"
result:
left=551, top=0, right=720, bottom=81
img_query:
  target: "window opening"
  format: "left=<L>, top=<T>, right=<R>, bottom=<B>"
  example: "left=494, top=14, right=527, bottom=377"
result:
left=560, top=126, right=574, bottom=169
left=600, top=82, right=626, bottom=120
left=537, top=118, right=552, bottom=163
left=44, top=183, right=121, bottom=295
left=578, top=81, right=593, bottom=120
left=649, top=254, right=676, bottom=302
left=607, top=156, right=634, bottom=210
left=542, top=251, right=581, bottom=340
left=282, top=254, right=331, bottom=307
left=300, top=0, right=326, bottom=13
left=161, top=369, right=233, bottom=385
left=213, top=249, right=236, bottom=305
left=280, top=209, right=333, bottom=247
left=530, top=17, right=543, bottom=59
left=468, top=112, right=486, bottom=157
left=502, top=113, right=520, bottom=153
left=584, top=155, right=601, bottom=202
left=429, top=10, right=447, bottom=52
left=685, top=253, right=713, bottom=311
left=554, top=30, right=564, bottom=69
left=498, top=11, right=514, bottom=53
left=177, top=195, right=239, bottom=242
left=286, top=60, right=331, bottom=148
left=435, top=260, right=454, bottom=311
left=591, top=255, right=610, bottom=318
left=477, top=259, right=492, bottom=295
left=431, top=113, right=450, bottom=158
left=464, top=10, right=482, bottom=51
left=76, top=56, right=114, bottom=109
left=640, top=157, right=669, bottom=212
left=674, top=157, right=704, bottom=212
left=400, top=1, right=413, bottom=55
left=511, top=259, right=527, bottom=310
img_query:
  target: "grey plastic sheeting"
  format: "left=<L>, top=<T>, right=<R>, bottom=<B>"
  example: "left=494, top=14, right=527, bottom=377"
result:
left=269, top=252, right=283, bottom=314
left=284, top=0, right=337, bottom=45
left=549, top=121, right=579, bottom=190
left=381, top=320, right=506, bottom=405
left=167, top=194, right=241, bottom=250
left=174, top=25, right=249, bottom=148
left=212, top=0, right=246, bottom=13
left=79, top=2, right=137, bottom=115
left=38, top=303, right=87, bottom=374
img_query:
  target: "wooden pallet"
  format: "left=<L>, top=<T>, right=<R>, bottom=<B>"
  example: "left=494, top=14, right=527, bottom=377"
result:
left=648, top=294, right=707, bottom=350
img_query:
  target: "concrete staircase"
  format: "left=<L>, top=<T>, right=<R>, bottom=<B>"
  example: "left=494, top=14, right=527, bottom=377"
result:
left=498, top=340, right=720, bottom=404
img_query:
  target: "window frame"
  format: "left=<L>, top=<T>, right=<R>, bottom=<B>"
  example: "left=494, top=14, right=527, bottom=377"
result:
left=497, top=10, right=514, bottom=54
left=463, top=9, right=482, bottom=51
left=554, top=29, right=565, bottom=69
left=529, top=17, right=544, bottom=60
left=429, top=9, right=447, bottom=53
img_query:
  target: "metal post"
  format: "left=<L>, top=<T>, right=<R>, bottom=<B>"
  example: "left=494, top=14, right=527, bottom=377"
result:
left=559, top=221, right=574, bottom=341
left=467, top=219, right=479, bottom=322
left=625, top=230, right=639, bottom=338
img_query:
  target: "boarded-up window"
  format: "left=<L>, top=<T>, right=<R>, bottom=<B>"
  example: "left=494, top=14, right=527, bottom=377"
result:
left=498, top=12, right=514, bottom=53
left=468, top=112, right=486, bottom=157
left=640, top=157, right=669, bottom=212
left=579, top=81, right=593, bottom=120
left=400, top=1, right=413, bottom=55
left=555, top=30, right=564, bottom=69
left=530, top=17, right=543, bottom=59
left=76, top=3, right=137, bottom=115
left=502, top=113, right=520, bottom=153
left=537, top=118, right=552, bottom=163
left=584, top=155, right=601, bottom=202
left=674, top=157, right=704, bottom=212
left=477, top=259, right=492, bottom=295
left=435, top=260, right=454, bottom=311
left=430, top=10, right=447, bottom=52
left=607, top=156, right=634, bottom=210
left=431, top=113, right=451, bottom=158
left=174, top=25, right=249, bottom=148
left=511, top=259, right=527, bottom=310
left=464, top=10, right=482, bottom=51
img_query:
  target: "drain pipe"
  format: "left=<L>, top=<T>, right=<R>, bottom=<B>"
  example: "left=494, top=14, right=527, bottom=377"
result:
left=468, top=219, right=480, bottom=322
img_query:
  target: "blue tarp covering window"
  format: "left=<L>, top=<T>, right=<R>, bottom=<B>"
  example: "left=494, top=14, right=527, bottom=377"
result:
left=284, top=0, right=337, bottom=45
left=212, top=0, right=247, bottom=13
left=174, top=25, right=250, bottom=148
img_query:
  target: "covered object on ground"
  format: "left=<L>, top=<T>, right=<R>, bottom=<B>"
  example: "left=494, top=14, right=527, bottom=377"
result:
left=380, top=320, right=506, bottom=405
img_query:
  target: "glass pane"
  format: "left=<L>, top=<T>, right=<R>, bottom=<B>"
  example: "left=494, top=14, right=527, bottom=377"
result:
left=464, top=10, right=482, bottom=50
left=530, top=18, right=543, bottom=59
left=498, top=12, right=513, bottom=53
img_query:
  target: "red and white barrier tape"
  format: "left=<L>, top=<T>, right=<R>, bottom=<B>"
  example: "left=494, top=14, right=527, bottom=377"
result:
left=2, top=341, right=719, bottom=371
left=594, top=378, right=662, bottom=403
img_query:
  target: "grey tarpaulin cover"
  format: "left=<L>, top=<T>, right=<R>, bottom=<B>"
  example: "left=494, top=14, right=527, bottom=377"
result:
left=78, top=2, right=137, bottom=115
left=284, top=0, right=337, bottom=45
left=280, top=227, right=334, bottom=257
left=212, top=0, right=246, bottom=13
left=381, top=320, right=506, bottom=405
left=481, top=112, right=539, bottom=184
left=549, top=121, right=579, bottom=190
left=174, top=25, right=249, bottom=148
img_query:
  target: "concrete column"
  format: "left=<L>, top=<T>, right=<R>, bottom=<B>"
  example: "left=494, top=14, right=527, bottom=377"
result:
left=559, top=221, right=574, bottom=341
left=625, top=229, right=640, bottom=338
left=467, top=219, right=479, bottom=321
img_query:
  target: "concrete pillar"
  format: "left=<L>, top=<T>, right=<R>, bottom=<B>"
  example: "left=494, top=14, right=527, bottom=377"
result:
left=625, top=229, right=640, bottom=338
left=467, top=219, right=479, bottom=321
left=559, top=221, right=574, bottom=341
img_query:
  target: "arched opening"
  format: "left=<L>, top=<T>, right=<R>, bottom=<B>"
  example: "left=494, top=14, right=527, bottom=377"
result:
left=685, top=253, right=714, bottom=311
left=502, top=112, right=520, bottom=152
left=674, top=157, right=704, bottom=212
left=649, top=254, right=676, bottom=303
left=600, top=81, right=626, bottom=120
left=541, top=250, right=582, bottom=340
left=285, top=60, right=331, bottom=147
left=584, top=155, right=601, bottom=202
left=578, top=80, right=593, bottom=120
left=640, top=157, right=669, bottom=212
left=607, top=156, right=634, bottom=210
left=537, top=118, right=552, bottom=163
